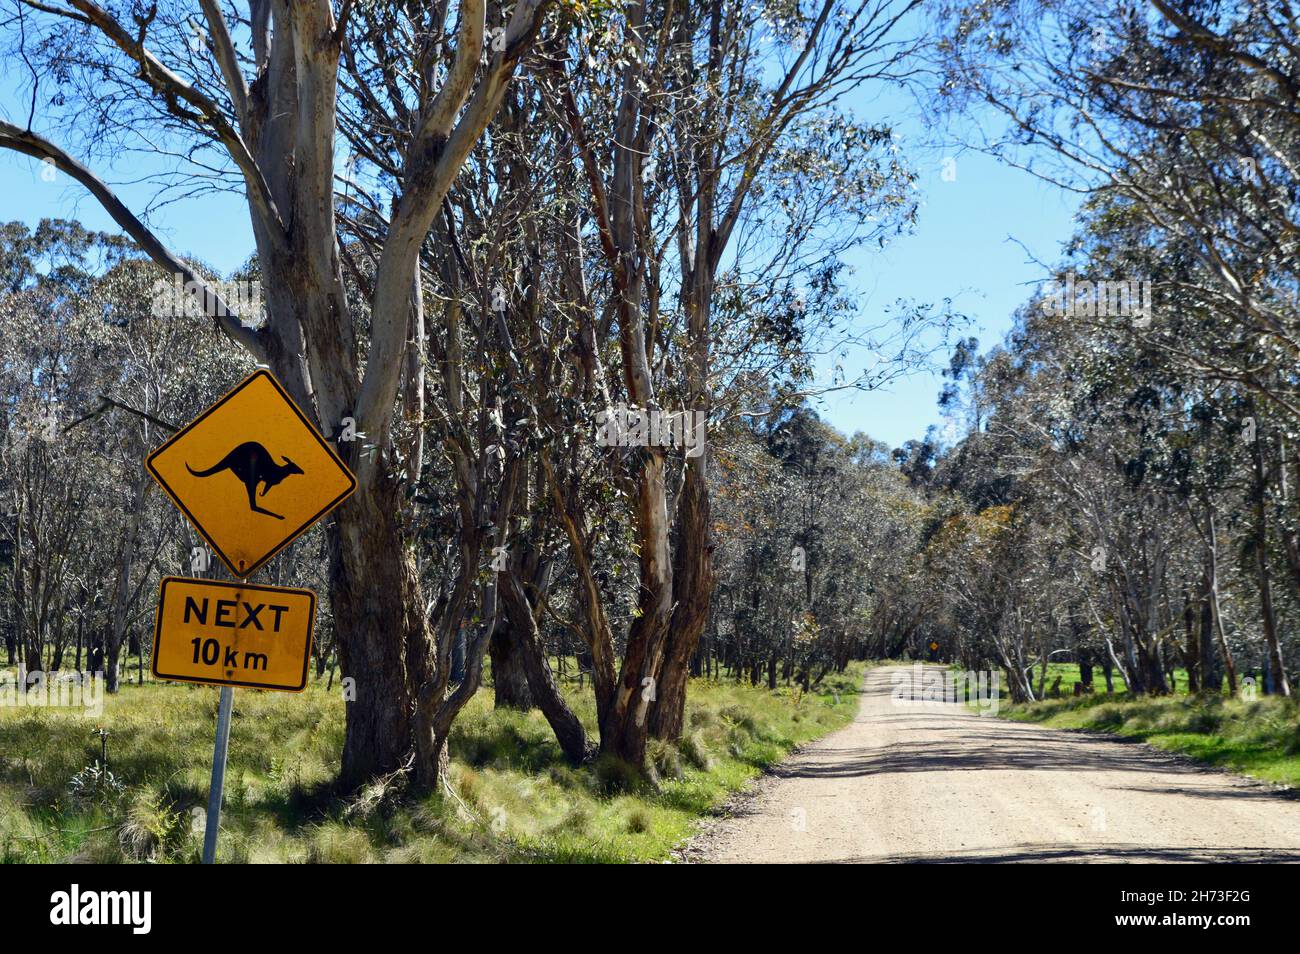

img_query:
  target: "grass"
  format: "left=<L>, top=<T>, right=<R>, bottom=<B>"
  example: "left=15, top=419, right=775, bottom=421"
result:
left=0, top=662, right=866, bottom=863
left=988, top=664, right=1300, bottom=788
left=981, top=661, right=1199, bottom=698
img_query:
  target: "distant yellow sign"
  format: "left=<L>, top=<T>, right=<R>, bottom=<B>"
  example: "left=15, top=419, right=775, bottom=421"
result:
left=152, top=577, right=316, bottom=692
left=146, top=370, right=355, bottom=577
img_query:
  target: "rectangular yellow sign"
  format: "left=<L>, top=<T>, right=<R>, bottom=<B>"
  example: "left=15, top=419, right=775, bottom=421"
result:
left=151, top=577, right=316, bottom=692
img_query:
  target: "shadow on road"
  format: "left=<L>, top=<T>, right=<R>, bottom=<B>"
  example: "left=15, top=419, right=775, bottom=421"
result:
left=778, top=718, right=1177, bottom=780
left=827, top=844, right=1300, bottom=863
left=779, top=696, right=1300, bottom=811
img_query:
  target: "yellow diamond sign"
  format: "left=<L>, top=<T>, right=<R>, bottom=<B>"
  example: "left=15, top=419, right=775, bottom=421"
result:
left=146, top=370, right=356, bottom=577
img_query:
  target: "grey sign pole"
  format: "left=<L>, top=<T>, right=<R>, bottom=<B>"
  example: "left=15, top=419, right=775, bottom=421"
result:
left=202, top=684, right=235, bottom=864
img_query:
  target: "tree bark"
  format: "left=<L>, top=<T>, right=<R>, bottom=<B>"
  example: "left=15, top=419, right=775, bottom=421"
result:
left=105, top=472, right=149, bottom=693
left=329, top=471, right=429, bottom=790
left=599, top=448, right=674, bottom=769
left=1206, top=508, right=1238, bottom=694
left=650, top=456, right=713, bottom=739
left=488, top=620, right=534, bottom=710
left=1249, top=418, right=1290, bottom=696
left=499, top=568, right=593, bottom=764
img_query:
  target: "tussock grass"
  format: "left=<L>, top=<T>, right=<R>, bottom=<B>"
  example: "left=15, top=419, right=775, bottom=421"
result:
left=0, top=663, right=865, bottom=863
left=1003, top=689, right=1300, bottom=788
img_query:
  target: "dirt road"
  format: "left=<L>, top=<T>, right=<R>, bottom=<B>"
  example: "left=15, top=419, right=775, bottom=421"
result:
left=687, top=664, right=1300, bottom=863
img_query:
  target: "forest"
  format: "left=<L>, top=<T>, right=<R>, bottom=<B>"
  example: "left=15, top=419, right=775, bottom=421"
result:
left=0, top=0, right=1297, bottom=853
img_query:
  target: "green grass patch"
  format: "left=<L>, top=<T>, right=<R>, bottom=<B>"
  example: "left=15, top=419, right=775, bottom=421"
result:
left=0, top=663, right=866, bottom=863
left=967, top=661, right=1197, bottom=700
left=999, top=689, right=1300, bottom=788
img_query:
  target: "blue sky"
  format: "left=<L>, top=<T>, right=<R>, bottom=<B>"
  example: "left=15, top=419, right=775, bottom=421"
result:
left=813, top=144, right=1081, bottom=447
left=0, top=72, right=1081, bottom=451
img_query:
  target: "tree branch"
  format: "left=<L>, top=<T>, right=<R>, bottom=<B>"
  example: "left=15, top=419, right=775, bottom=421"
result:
left=0, top=120, right=266, bottom=359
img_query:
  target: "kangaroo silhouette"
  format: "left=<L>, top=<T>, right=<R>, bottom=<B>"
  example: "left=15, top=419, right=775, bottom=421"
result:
left=186, top=441, right=304, bottom=520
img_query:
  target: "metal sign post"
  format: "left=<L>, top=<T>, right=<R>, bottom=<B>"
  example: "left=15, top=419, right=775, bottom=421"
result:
left=202, top=684, right=234, bottom=865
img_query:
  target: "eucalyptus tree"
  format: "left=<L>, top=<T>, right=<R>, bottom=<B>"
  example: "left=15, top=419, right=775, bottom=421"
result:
left=528, top=0, right=929, bottom=766
left=2, top=0, right=561, bottom=787
left=937, top=0, right=1300, bottom=424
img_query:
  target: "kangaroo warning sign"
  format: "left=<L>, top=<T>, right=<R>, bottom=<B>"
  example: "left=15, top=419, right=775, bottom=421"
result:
left=146, top=369, right=355, bottom=577
left=152, top=577, right=316, bottom=691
